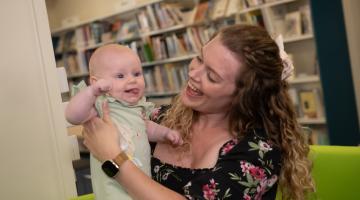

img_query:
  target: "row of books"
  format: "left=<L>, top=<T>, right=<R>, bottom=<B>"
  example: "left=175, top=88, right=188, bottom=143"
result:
left=189, top=0, right=279, bottom=22
left=52, top=0, right=275, bottom=54
left=144, top=63, right=189, bottom=94
left=53, top=0, right=311, bottom=59
left=309, top=129, right=329, bottom=145
left=77, top=26, right=214, bottom=67
left=272, top=4, right=313, bottom=38
left=137, top=2, right=184, bottom=33
left=53, top=31, right=77, bottom=54
left=56, top=1, right=185, bottom=50
left=147, top=27, right=215, bottom=60
left=65, top=23, right=215, bottom=76
left=64, top=62, right=189, bottom=98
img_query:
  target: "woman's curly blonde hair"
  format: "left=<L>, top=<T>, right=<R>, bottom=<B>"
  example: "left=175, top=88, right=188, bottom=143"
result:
left=161, top=24, right=314, bottom=200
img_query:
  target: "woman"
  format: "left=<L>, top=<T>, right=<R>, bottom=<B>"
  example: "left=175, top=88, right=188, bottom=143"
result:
left=83, top=24, right=314, bottom=200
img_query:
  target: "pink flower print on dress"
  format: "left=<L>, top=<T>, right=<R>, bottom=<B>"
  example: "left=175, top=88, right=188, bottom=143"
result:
left=258, top=140, right=272, bottom=152
left=221, top=141, right=236, bottom=155
left=150, top=107, right=160, bottom=120
left=255, top=178, right=269, bottom=200
left=243, top=193, right=252, bottom=200
left=249, top=166, right=266, bottom=181
left=202, top=179, right=219, bottom=200
left=240, top=161, right=253, bottom=176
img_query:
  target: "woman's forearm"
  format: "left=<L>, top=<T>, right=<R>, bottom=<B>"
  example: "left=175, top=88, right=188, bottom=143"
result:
left=116, top=160, right=186, bottom=200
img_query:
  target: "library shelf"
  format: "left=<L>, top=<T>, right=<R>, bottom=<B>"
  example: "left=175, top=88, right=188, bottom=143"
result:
left=142, top=24, right=187, bottom=37
left=142, top=54, right=197, bottom=67
left=298, top=117, right=326, bottom=125
left=263, top=0, right=297, bottom=8
left=237, top=0, right=297, bottom=15
left=145, top=91, right=179, bottom=98
left=288, top=75, right=320, bottom=84
left=67, top=72, right=89, bottom=79
left=79, top=35, right=141, bottom=51
left=284, top=34, right=313, bottom=43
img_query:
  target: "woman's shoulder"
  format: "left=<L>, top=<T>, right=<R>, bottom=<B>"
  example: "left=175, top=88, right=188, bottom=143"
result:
left=218, top=128, right=281, bottom=173
left=149, top=104, right=171, bottom=123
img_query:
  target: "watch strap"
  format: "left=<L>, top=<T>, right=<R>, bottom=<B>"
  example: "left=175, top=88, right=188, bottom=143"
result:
left=113, top=151, right=129, bottom=167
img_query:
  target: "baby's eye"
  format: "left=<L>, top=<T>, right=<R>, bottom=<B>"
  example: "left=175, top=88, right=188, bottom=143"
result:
left=116, top=74, right=124, bottom=79
left=134, top=72, right=142, bottom=77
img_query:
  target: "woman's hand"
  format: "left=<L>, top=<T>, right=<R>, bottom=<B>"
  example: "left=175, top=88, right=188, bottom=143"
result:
left=83, top=102, right=121, bottom=162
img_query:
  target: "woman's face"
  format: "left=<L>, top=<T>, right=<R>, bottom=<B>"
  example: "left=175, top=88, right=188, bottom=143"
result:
left=181, top=35, right=243, bottom=114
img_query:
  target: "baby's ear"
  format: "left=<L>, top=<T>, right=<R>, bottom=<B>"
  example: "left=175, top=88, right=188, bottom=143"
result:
left=89, top=75, right=97, bottom=85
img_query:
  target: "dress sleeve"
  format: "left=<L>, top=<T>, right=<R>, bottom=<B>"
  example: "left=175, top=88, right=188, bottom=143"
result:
left=148, top=104, right=171, bottom=123
left=183, top=131, right=282, bottom=200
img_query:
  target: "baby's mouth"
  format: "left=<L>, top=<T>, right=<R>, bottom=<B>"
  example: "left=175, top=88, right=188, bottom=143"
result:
left=125, top=88, right=139, bottom=95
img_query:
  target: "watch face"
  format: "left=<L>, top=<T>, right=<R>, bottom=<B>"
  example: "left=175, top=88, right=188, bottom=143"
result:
left=102, top=160, right=119, bottom=178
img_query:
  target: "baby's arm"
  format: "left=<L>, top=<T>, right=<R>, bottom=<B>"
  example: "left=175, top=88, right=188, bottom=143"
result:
left=65, top=79, right=112, bottom=125
left=145, top=120, right=183, bottom=146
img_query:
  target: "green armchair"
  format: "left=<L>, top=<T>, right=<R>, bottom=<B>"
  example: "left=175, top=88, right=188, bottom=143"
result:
left=308, top=145, right=360, bottom=200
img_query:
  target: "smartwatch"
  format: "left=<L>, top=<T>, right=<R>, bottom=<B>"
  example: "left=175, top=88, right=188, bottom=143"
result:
left=101, top=151, right=129, bottom=178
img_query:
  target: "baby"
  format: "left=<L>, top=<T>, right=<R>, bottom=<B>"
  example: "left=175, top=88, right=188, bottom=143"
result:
left=65, top=44, right=182, bottom=200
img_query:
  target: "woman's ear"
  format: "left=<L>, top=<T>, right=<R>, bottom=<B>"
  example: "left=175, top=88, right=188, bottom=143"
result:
left=89, top=76, right=97, bottom=85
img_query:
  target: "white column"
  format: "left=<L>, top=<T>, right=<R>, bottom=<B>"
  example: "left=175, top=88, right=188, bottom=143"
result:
left=0, top=0, right=77, bottom=199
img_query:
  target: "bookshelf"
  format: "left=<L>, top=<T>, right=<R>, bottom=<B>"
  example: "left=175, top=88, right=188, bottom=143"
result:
left=50, top=0, right=328, bottom=144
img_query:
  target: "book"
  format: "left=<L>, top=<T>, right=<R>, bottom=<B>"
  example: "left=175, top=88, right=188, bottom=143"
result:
left=153, top=66, right=164, bottom=92
left=288, top=88, right=301, bottom=116
left=193, top=1, right=210, bottom=23
left=211, top=0, right=229, bottom=19
left=151, top=37, right=162, bottom=60
left=65, top=54, right=80, bottom=75
left=313, top=88, right=324, bottom=118
left=299, top=5, right=313, bottom=34
left=186, top=28, right=200, bottom=53
left=164, top=64, right=175, bottom=91
left=299, top=90, right=318, bottom=118
left=154, top=3, right=167, bottom=29
left=284, top=11, right=302, bottom=38
left=146, top=4, right=160, bottom=30
left=160, top=3, right=176, bottom=27
left=226, top=0, right=240, bottom=16
left=144, top=69, right=155, bottom=93
left=190, top=28, right=203, bottom=52
left=165, top=4, right=184, bottom=24
left=174, top=34, right=187, bottom=56
left=136, top=10, right=151, bottom=33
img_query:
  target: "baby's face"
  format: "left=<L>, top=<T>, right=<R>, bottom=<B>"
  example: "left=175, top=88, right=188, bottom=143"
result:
left=97, top=58, right=145, bottom=105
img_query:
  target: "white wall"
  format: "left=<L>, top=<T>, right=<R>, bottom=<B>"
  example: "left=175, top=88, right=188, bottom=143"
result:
left=46, top=0, right=157, bottom=31
left=342, top=0, right=360, bottom=126
left=46, top=0, right=123, bottom=30
left=0, top=0, right=76, bottom=199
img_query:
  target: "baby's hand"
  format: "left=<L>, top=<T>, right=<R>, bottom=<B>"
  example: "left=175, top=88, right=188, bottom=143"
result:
left=92, top=79, right=112, bottom=96
left=165, top=130, right=183, bottom=146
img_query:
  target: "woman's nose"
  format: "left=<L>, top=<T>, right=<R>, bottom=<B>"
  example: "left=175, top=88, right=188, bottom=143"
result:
left=189, top=63, right=203, bottom=81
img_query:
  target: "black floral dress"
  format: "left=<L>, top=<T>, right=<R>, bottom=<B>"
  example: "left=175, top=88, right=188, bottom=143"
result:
left=150, top=106, right=282, bottom=200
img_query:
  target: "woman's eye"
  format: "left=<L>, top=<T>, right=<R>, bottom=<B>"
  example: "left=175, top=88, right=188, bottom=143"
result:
left=116, top=74, right=124, bottom=79
left=207, top=71, right=216, bottom=83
